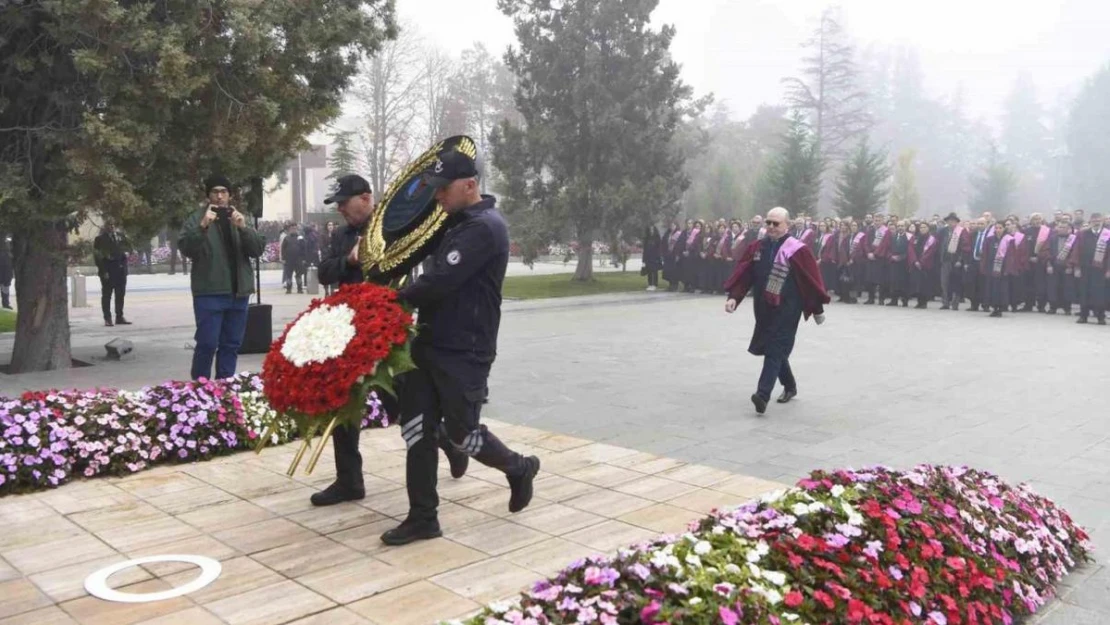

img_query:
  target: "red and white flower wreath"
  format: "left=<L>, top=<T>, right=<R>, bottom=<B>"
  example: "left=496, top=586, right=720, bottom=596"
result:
left=261, top=283, right=415, bottom=424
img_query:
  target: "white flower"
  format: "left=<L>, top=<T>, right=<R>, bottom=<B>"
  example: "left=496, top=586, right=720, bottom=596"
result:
left=746, top=549, right=763, bottom=563
left=724, top=563, right=742, bottom=575
left=487, top=601, right=512, bottom=614
left=791, top=502, right=810, bottom=516
left=280, top=304, right=357, bottom=367
left=763, top=570, right=787, bottom=586
left=830, top=484, right=845, bottom=497
left=688, top=597, right=702, bottom=606
left=748, top=563, right=762, bottom=578
left=762, top=489, right=786, bottom=504
left=807, top=502, right=826, bottom=513
left=684, top=554, right=702, bottom=567
left=694, top=541, right=712, bottom=555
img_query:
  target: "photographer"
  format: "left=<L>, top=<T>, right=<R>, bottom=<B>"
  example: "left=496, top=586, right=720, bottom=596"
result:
left=178, top=175, right=267, bottom=380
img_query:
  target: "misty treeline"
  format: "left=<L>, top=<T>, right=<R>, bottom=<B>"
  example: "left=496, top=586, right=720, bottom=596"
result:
left=358, top=4, right=1109, bottom=283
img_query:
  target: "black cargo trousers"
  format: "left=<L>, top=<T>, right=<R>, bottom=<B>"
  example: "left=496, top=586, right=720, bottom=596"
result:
left=397, top=345, right=526, bottom=522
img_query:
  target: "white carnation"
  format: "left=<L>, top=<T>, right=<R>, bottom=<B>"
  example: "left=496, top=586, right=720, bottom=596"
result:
left=280, top=304, right=357, bottom=367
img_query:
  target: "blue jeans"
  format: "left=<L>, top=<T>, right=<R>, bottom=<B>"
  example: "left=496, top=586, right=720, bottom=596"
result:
left=191, top=295, right=250, bottom=381
left=756, top=354, right=796, bottom=402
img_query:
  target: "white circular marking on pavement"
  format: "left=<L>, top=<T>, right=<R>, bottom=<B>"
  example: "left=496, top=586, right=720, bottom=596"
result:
left=84, top=555, right=222, bottom=603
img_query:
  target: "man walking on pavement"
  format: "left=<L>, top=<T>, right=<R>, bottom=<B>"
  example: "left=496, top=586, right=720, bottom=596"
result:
left=310, top=174, right=470, bottom=507
left=724, top=207, right=830, bottom=415
left=380, top=147, right=540, bottom=546
left=94, top=221, right=131, bottom=327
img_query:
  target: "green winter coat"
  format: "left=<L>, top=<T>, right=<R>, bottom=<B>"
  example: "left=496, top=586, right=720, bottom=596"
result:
left=178, top=207, right=266, bottom=298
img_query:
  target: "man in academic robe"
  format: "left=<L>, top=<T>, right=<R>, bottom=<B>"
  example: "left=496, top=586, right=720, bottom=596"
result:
left=1045, top=219, right=1077, bottom=315
left=938, top=213, right=968, bottom=310
left=966, top=218, right=990, bottom=312
left=1023, top=213, right=1052, bottom=312
left=1071, top=212, right=1110, bottom=325
left=863, top=215, right=893, bottom=305
left=886, top=221, right=911, bottom=307
left=724, top=207, right=829, bottom=415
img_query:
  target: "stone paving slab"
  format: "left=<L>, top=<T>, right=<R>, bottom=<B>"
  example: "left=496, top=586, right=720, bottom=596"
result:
left=0, top=420, right=787, bottom=625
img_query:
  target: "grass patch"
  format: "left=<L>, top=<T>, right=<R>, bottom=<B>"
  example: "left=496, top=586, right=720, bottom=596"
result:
left=0, top=309, right=14, bottom=333
left=502, top=271, right=649, bottom=300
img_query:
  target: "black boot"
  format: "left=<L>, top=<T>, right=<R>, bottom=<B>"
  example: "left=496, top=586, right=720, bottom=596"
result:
left=989, top=309, right=1002, bottom=318
left=1, top=291, right=9, bottom=310
left=508, top=456, right=541, bottom=513
left=311, top=481, right=366, bottom=507
left=380, top=517, right=443, bottom=546
left=750, top=393, right=768, bottom=415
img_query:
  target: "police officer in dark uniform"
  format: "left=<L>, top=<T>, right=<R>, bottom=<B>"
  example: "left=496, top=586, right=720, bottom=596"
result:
left=311, top=174, right=469, bottom=507
left=380, top=149, right=541, bottom=546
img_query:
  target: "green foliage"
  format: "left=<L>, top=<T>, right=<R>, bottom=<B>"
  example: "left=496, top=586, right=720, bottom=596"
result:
left=888, top=148, right=919, bottom=218
left=491, top=0, right=705, bottom=280
left=969, top=145, right=1018, bottom=217
left=1067, top=63, right=1110, bottom=211
left=834, top=138, right=890, bottom=220
left=762, top=111, right=824, bottom=216
left=327, top=133, right=360, bottom=180
left=502, top=271, right=648, bottom=300
left=0, top=0, right=397, bottom=371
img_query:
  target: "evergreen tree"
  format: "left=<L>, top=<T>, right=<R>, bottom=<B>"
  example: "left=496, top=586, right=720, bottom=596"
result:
left=0, top=1, right=396, bottom=372
left=327, top=133, right=359, bottom=180
left=834, top=138, right=891, bottom=221
left=969, top=146, right=1018, bottom=216
left=765, top=112, right=824, bottom=216
left=888, top=149, right=920, bottom=218
left=491, top=0, right=704, bottom=281
left=782, top=7, right=872, bottom=161
left=1067, top=63, right=1110, bottom=211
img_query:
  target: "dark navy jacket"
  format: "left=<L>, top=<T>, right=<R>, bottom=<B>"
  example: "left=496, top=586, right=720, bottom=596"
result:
left=398, top=195, right=508, bottom=362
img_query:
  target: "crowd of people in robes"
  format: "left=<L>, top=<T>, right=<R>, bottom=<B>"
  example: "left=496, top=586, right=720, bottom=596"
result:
left=641, top=208, right=1110, bottom=324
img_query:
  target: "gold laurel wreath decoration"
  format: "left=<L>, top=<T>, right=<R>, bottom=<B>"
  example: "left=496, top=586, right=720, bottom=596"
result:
left=359, top=136, right=478, bottom=275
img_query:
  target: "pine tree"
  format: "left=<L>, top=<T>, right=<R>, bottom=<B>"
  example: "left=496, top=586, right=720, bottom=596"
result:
left=491, top=0, right=703, bottom=281
left=888, top=149, right=920, bottom=218
left=1067, top=63, right=1110, bottom=211
left=782, top=7, right=872, bottom=162
left=327, top=133, right=359, bottom=180
left=969, top=146, right=1017, bottom=216
left=834, top=138, right=891, bottom=221
left=764, top=112, right=824, bottom=216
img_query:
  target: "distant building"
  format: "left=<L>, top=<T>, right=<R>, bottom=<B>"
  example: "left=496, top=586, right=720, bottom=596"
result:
left=263, top=145, right=332, bottom=223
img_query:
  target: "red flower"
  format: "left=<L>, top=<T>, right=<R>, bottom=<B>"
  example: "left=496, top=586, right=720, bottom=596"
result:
left=784, top=590, right=803, bottom=607
left=261, top=283, right=414, bottom=419
left=813, top=589, right=836, bottom=609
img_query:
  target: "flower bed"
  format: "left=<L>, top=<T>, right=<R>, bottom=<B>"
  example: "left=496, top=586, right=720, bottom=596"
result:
left=0, top=373, right=387, bottom=495
left=462, top=465, right=1091, bottom=625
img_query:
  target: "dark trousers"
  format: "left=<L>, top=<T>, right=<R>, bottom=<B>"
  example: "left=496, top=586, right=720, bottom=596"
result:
left=331, top=392, right=457, bottom=491
left=646, top=270, right=659, bottom=287
left=756, top=352, right=795, bottom=401
left=190, top=295, right=249, bottom=380
left=398, top=347, right=525, bottom=522
left=282, top=262, right=303, bottom=291
left=99, top=268, right=127, bottom=321
left=169, top=245, right=187, bottom=275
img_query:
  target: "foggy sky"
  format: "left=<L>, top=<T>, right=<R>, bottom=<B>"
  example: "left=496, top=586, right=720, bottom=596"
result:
left=400, top=0, right=1110, bottom=126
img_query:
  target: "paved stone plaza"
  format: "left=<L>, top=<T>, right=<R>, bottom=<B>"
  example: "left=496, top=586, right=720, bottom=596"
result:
left=0, top=285, right=1108, bottom=623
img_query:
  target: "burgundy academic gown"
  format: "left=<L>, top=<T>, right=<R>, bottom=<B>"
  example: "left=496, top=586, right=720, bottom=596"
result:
left=725, top=236, right=830, bottom=358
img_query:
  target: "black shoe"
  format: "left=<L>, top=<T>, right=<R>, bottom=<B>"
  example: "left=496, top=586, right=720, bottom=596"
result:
left=1022, top=304, right=1034, bottom=312
left=1064, top=309, right=1073, bottom=316
left=508, top=456, right=541, bottom=513
left=298, top=289, right=304, bottom=294
left=1077, top=317, right=1088, bottom=324
left=968, top=306, right=979, bottom=312
left=446, top=446, right=469, bottom=480
left=865, top=299, right=875, bottom=305
left=380, top=518, right=442, bottom=546
left=915, top=303, right=927, bottom=309
left=776, top=389, right=797, bottom=404
left=115, top=317, right=132, bottom=325
left=953, top=303, right=960, bottom=311
left=989, top=310, right=1002, bottom=318
left=285, top=289, right=292, bottom=294
left=885, top=300, right=898, bottom=307
left=104, top=318, right=113, bottom=327
left=1047, top=308, right=1057, bottom=315
left=310, top=482, right=365, bottom=507
left=750, top=393, right=768, bottom=415
left=1099, top=318, right=1107, bottom=326
left=940, top=303, right=950, bottom=310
